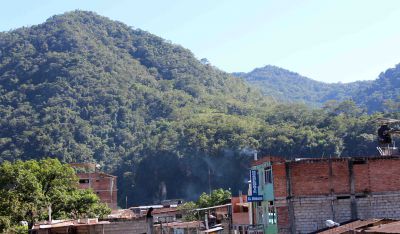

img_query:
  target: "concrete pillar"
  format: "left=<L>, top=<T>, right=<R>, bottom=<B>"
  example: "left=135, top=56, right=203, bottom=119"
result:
left=348, top=160, right=358, bottom=220
left=285, top=162, right=296, bottom=234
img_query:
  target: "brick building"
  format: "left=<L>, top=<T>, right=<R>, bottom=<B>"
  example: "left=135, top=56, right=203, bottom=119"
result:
left=248, top=156, right=283, bottom=234
left=70, top=163, right=118, bottom=210
left=249, top=156, right=400, bottom=234
left=231, top=195, right=251, bottom=232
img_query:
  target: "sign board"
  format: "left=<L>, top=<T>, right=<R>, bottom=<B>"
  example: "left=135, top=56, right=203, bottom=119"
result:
left=247, top=195, right=263, bottom=202
left=250, top=170, right=259, bottom=195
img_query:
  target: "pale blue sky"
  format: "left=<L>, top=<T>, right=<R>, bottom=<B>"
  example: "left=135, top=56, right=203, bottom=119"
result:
left=1, top=0, right=400, bottom=83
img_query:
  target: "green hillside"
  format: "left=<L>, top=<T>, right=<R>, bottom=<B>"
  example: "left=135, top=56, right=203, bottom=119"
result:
left=353, top=64, right=400, bottom=112
left=234, top=65, right=399, bottom=112
left=0, top=11, right=396, bottom=205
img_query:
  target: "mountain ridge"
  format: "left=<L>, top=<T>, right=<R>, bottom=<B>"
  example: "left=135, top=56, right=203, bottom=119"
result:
left=0, top=11, right=395, bottom=205
left=233, top=64, right=398, bottom=111
left=0, top=10, right=269, bottom=204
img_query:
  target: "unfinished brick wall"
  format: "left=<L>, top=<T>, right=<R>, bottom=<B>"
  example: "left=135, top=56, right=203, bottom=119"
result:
left=289, top=197, right=352, bottom=233
left=290, top=161, right=331, bottom=196
left=270, top=157, right=400, bottom=234
left=331, top=160, right=350, bottom=194
left=286, top=193, right=400, bottom=233
left=368, top=158, right=400, bottom=192
left=77, top=172, right=118, bottom=209
left=276, top=206, right=290, bottom=234
left=272, top=164, right=287, bottom=198
left=357, top=192, right=400, bottom=219
left=231, top=196, right=250, bottom=225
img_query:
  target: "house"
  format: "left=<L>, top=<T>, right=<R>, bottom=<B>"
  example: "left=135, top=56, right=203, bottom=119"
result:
left=249, top=155, right=400, bottom=233
left=247, top=156, right=283, bottom=234
left=70, top=163, right=118, bottom=210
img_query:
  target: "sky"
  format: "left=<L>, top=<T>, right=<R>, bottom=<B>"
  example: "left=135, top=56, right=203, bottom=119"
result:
left=1, top=0, right=400, bottom=83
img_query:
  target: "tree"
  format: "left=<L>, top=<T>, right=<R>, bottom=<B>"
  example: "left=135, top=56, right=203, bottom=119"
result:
left=57, top=189, right=112, bottom=219
left=0, top=158, right=110, bottom=232
left=197, top=189, right=231, bottom=208
left=177, top=189, right=231, bottom=221
left=177, top=201, right=198, bottom=221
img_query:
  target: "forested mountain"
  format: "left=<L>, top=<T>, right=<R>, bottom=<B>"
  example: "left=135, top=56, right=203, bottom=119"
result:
left=353, top=64, right=400, bottom=112
left=232, top=65, right=367, bottom=106
left=234, top=65, right=399, bottom=112
left=0, top=11, right=397, bottom=206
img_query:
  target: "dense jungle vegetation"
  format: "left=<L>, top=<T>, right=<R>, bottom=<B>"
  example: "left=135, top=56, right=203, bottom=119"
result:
left=235, top=65, right=400, bottom=112
left=0, top=11, right=399, bottom=206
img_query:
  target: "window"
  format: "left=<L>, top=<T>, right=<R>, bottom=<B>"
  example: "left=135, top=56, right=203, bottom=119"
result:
left=79, top=179, right=90, bottom=184
left=268, top=205, right=277, bottom=224
left=264, top=166, right=272, bottom=184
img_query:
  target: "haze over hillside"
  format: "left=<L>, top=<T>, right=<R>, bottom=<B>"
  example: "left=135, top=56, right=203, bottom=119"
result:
left=234, top=65, right=399, bottom=112
left=0, top=11, right=397, bottom=205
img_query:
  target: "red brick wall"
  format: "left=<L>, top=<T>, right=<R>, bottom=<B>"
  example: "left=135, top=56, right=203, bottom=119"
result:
left=96, top=190, right=117, bottom=202
left=331, top=160, right=350, bottom=194
left=353, top=158, right=400, bottom=193
left=291, top=161, right=330, bottom=196
left=77, top=172, right=118, bottom=209
left=231, top=196, right=247, bottom=213
left=276, top=206, right=290, bottom=228
left=368, top=158, right=400, bottom=192
left=273, top=158, right=400, bottom=197
left=353, top=163, right=370, bottom=193
left=272, top=164, right=287, bottom=197
left=77, top=173, right=116, bottom=190
left=269, top=157, right=400, bottom=233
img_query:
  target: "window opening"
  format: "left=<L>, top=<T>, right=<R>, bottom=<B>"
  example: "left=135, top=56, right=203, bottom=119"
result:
left=264, top=166, right=272, bottom=184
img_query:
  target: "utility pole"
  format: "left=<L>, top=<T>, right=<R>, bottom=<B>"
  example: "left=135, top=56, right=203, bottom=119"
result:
left=208, top=167, right=211, bottom=195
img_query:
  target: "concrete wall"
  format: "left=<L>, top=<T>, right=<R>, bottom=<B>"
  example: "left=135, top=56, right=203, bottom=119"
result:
left=277, top=193, right=400, bottom=233
left=357, top=193, right=400, bottom=220
left=289, top=197, right=352, bottom=233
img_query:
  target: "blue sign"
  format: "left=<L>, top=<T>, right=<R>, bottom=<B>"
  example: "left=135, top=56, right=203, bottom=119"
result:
left=247, top=195, right=263, bottom=202
left=250, top=170, right=259, bottom=195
